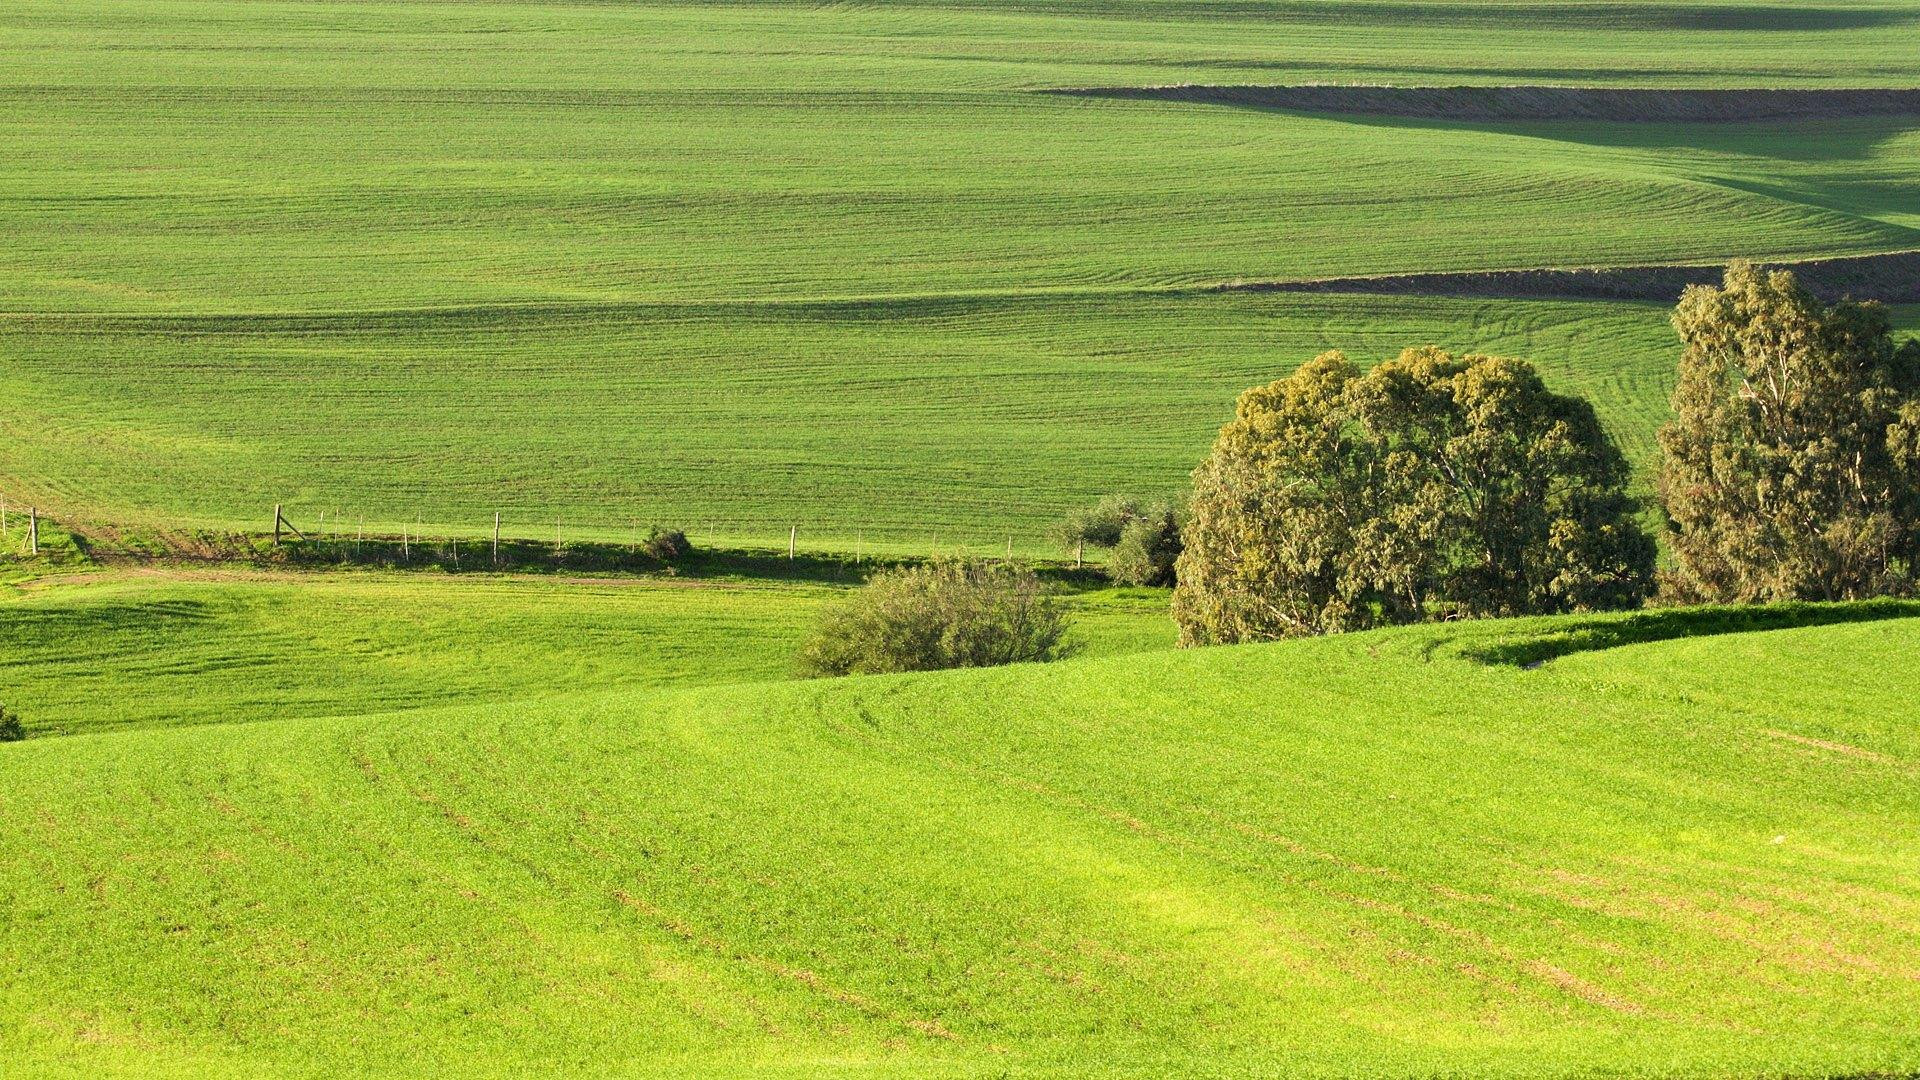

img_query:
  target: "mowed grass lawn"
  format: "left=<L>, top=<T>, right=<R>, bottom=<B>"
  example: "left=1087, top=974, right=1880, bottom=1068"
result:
left=0, top=570, right=1176, bottom=736
left=3, top=611, right=1917, bottom=1077
left=4, top=0, right=1920, bottom=542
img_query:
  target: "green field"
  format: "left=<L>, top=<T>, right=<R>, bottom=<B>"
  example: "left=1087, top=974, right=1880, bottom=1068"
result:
left=4, top=0, right=1920, bottom=543
left=0, top=571, right=1175, bottom=736
left=5, top=3, right=1920, bottom=1075
left=5, top=608, right=1918, bottom=1077
left=0, top=293, right=1716, bottom=549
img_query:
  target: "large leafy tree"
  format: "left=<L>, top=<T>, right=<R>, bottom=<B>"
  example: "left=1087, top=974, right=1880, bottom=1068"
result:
left=1173, top=348, right=1653, bottom=643
left=1658, top=262, right=1920, bottom=601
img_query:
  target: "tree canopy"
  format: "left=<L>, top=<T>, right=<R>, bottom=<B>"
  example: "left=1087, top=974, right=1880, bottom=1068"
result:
left=1173, top=347, right=1654, bottom=643
left=1658, top=261, right=1920, bottom=602
left=1054, top=494, right=1184, bottom=586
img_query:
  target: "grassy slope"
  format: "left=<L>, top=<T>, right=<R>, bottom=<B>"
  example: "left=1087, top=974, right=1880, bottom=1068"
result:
left=7, top=2, right=1919, bottom=314
left=0, top=294, right=1708, bottom=547
left=3, top=612, right=1917, bottom=1078
left=0, top=571, right=1174, bottom=736
left=3, top=0, right=1920, bottom=539
left=3, top=294, right=1906, bottom=548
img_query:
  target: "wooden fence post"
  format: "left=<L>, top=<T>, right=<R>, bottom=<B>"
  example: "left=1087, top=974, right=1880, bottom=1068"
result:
left=492, top=511, right=500, bottom=566
left=1006, top=536, right=1012, bottom=560
left=1075, top=540, right=1083, bottom=568
left=28, top=507, right=37, bottom=556
left=269, top=505, right=307, bottom=547
left=789, top=524, right=796, bottom=561
left=554, top=518, right=562, bottom=559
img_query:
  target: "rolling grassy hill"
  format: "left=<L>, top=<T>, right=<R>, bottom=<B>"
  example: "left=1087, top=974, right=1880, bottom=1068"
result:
left=4, top=608, right=1917, bottom=1077
left=5, top=4, right=1918, bottom=1077
left=2, top=291, right=1912, bottom=550
left=0, top=570, right=1175, bottom=736
left=4, top=0, right=1920, bottom=543
left=0, top=293, right=1702, bottom=548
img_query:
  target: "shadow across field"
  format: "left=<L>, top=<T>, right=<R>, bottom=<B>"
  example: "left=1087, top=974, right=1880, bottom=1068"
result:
left=849, top=0, right=1919, bottom=31
left=1459, top=599, right=1920, bottom=667
left=82, top=530, right=1116, bottom=590
left=1219, top=249, right=1920, bottom=303
left=1047, top=84, right=1920, bottom=123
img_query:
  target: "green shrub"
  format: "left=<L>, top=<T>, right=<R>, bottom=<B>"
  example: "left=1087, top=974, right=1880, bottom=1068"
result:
left=0, top=706, right=24, bottom=742
left=1107, top=504, right=1183, bottom=586
left=799, top=558, right=1077, bottom=676
left=1053, top=494, right=1143, bottom=552
left=1055, top=494, right=1184, bottom=583
left=642, top=526, right=690, bottom=561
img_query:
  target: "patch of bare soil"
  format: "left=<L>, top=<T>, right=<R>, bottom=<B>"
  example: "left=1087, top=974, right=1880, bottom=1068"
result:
left=1217, top=249, right=1920, bottom=304
left=1045, top=83, right=1920, bottom=123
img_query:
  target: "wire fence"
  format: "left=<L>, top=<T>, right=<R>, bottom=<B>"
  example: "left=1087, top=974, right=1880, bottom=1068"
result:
left=260, top=503, right=1094, bottom=565
left=0, top=481, right=1122, bottom=577
left=0, top=498, right=42, bottom=557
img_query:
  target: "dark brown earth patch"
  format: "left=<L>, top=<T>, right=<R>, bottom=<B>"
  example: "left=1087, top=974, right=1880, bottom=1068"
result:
left=1217, top=250, right=1920, bottom=304
left=1045, top=84, right=1920, bottom=123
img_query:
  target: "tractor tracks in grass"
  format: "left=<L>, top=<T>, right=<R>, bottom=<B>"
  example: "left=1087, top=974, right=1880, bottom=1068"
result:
left=9, top=250, right=1915, bottom=340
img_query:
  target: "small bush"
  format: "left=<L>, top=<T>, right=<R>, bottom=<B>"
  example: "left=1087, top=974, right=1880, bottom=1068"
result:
left=798, top=558, right=1078, bottom=677
left=642, top=526, right=690, bottom=561
left=1108, top=504, right=1183, bottom=586
left=0, top=706, right=24, bottom=743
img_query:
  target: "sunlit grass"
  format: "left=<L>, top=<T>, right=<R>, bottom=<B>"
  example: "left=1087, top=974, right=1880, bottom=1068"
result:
left=3, top=608, right=1916, bottom=1076
left=0, top=570, right=1175, bottom=736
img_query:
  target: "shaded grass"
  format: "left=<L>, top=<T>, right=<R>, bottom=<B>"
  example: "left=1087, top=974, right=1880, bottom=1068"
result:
left=1051, top=83, right=1920, bottom=123
left=1453, top=598, right=1920, bottom=666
